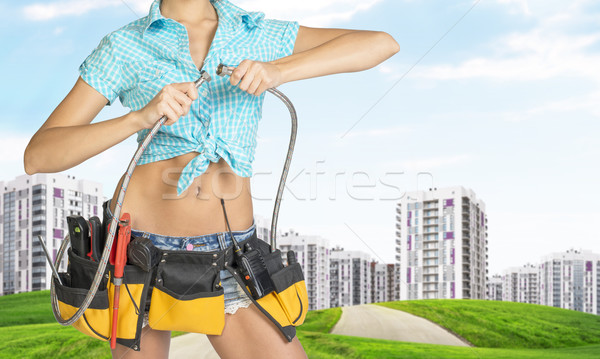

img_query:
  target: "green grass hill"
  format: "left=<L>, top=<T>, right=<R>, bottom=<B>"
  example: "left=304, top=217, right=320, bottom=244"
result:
left=2, top=291, right=600, bottom=358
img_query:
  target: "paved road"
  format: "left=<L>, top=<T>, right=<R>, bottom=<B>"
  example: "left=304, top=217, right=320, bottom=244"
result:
left=169, top=333, right=219, bottom=359
left=330, top=304, right=471, bottom=346
left=169, top=304, right=470, bottom=357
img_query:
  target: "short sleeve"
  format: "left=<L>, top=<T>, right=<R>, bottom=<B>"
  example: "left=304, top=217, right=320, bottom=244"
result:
left=262, top=18, right=300, bottom=59
left=78, top=33, right=123, bottom=106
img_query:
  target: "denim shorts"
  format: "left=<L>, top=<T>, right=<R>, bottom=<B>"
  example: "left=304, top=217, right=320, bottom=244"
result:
left=105, top=202, right=255, bottom=328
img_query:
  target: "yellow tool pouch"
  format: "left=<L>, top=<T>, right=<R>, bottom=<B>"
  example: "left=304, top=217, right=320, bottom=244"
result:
left=54, top=245, right=153, bottom=350
left=106, top=261, right=153, bottom=350
left=263, top=263, right=308, bottom=326
left=147, top=250, right=225, bottom=334
left=225, top=236, right=309, bottom=342
left=54, top=220, right=308, bottom=349
left=54, top=248, right=111, bottom=341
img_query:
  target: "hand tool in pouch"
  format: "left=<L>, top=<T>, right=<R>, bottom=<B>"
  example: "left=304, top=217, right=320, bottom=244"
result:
left=36, top=235, right=63, bottom=286
left=49, top=71, right=212, bottom=334
left=87, top=216, right=103, bottom=261
left=67, top=216, right=90, bottom=259
left=110, top=213, right=132, bottom=349
left=127, top=237, right=160, bottom=272
left=220, top=198, right=274, bottom=299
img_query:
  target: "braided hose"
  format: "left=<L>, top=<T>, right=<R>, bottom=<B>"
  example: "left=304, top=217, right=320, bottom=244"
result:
left=264, top=88, right=297, bottom=250
left=215, top=64, right=297, bottom=250
left=50, top=72, right=212, bottom=325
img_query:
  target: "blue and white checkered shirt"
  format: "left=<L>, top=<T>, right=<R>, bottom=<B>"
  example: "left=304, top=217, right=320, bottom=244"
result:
left=79, top=0, right=299, bottom=195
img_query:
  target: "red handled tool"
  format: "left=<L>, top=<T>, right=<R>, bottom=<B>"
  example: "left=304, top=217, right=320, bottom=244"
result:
left=110, top=213, right=131, bottom=350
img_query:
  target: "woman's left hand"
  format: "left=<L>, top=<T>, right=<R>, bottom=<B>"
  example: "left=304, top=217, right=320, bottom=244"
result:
left=229, top=60, right=282, bottom=96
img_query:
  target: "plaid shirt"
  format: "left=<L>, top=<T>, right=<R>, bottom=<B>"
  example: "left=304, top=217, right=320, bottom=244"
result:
left=79, top=0, right=299, bottom=195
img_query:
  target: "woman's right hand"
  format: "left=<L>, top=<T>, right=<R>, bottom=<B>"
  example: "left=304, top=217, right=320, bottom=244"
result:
left=133, top=82, right=199, bottom=129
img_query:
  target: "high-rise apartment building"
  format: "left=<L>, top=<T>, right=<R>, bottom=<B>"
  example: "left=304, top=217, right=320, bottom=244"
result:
left=396, top=186, right=488, bottom=300
left=330, top=248, right=372, bottom=307
left=502, top=264, right=539, bottom=304
left=370, top=262, right=387, bottom=303
left=486, top=274, right=503, bottom=301
left=539, top=249, right=600, bottom=314
left=386, top=263, right=400, bottom=302
left=1, top=174, right=103, bottom=296
left=278, top=230, right=330, bottom=310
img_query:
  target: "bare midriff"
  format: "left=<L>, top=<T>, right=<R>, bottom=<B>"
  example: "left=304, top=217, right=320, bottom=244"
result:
left=109, top=152, right=253, bottom=236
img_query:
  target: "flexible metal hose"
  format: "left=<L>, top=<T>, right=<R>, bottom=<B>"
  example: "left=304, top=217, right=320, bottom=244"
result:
left=51, top=72, right=212, bottom=325
left=50, top=63, right=297, bottom=325
left=215, top=64, right=297, bottom=250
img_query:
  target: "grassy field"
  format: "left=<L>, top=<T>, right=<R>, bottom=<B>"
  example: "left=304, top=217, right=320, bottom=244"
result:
left=376, top=299, right=600, bottom=349
left=2, top=291, right=600, bottom=358
left=0, top=290, right=55, bottom=327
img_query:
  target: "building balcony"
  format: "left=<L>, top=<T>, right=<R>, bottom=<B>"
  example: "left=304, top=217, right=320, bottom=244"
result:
left=423, top=211, right=438, bottom=218
left=396, top=239, right=402, bottom=246
left=423, top=288, right=439, bottom=292
left=396, top=230, right=402, bottom=237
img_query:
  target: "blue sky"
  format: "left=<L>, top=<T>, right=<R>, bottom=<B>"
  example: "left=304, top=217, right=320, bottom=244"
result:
left=1, top=0, right=599, bottom=275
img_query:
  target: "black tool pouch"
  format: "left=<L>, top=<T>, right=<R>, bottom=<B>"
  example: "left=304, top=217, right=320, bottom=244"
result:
left=147, top=250, right=225, bottom=334
left=53, top=248, right=111, bottom=341
left=226, top=235, right=308, bottom=342
left=106, top=257, right=154, bottom=350
left=54, top=244, right=154, bottom=351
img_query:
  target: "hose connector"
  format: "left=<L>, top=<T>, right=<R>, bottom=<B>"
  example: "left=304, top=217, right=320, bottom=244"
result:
left=216, top=63, right=234, bottom=77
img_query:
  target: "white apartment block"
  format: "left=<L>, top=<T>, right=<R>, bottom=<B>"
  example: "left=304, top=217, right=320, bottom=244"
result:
left=330, top=248, right=372, bottom=307
left=396, top=186, right=488, bottom=300
left=370, top=262, right=387, bottom=303
left=386, top=263, right=400, bottom=302
left=486, top=274, right=503, bottom=301
left=253, top=214, right=285, bottom=246
left=278, top=230, right=330, bottom=310
left=539, top=249, right=600, bottom=314
left=1, top=174, right=103, bottom=296
left=502, top=264, right=539, bottom=304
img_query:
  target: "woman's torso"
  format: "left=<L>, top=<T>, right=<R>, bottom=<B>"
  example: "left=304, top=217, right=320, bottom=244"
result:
left=109, top=152, right=254, bottom=236
left=104, top=1, right=297, bottom=236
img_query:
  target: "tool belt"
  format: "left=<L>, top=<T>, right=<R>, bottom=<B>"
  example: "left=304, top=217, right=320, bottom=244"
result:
left=52, top=201, right=308, bottom=351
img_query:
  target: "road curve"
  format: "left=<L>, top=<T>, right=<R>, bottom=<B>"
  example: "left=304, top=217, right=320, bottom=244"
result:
left=330, top=304, right=472, bottom=347
left=169, top=304, right=471, bottom=357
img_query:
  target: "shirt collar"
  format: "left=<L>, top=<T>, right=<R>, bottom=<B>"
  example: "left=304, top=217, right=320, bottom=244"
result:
left=142, top=0, right=264, bottom=37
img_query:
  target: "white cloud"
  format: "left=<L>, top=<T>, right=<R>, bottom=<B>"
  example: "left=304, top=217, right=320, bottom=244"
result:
left=23, top=0, right=124, bottom=21
left=412, top=31, right=600, bottom=83
left=501, top=90, right=600, bottom=122
left=0, top=135, right=29, bottom=165
left=22, top=0, right=381, bottom=26
left=407, top=0, right=600, bottom=84
left=496, top=0, right=532, bottom=16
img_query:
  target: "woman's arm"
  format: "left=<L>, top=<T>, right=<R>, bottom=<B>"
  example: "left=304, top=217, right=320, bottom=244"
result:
left=24, top=77, right=198, bottom=174
left=230, top=26, right=399, bottom=95
left=279, top=26, right=400, bottom=82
